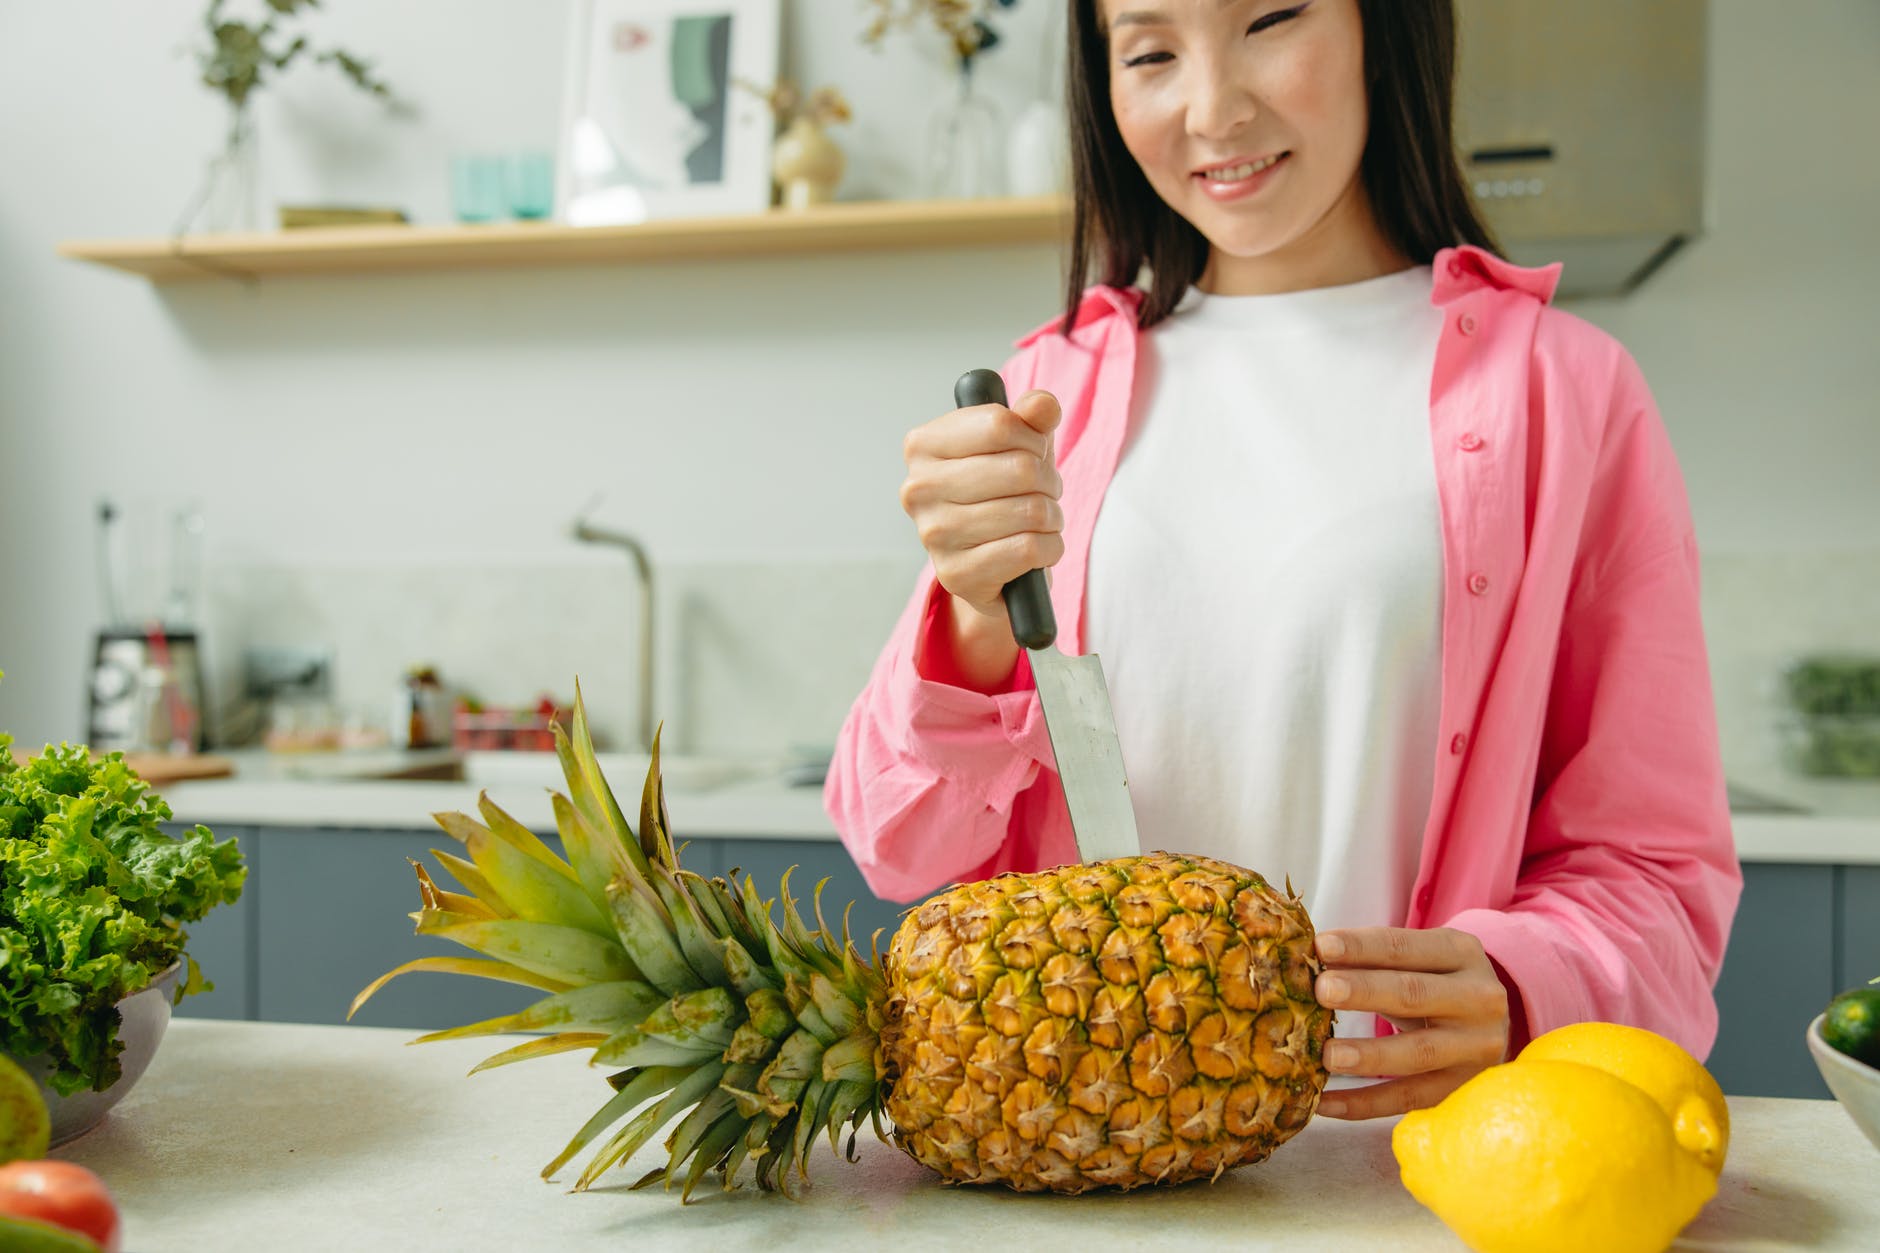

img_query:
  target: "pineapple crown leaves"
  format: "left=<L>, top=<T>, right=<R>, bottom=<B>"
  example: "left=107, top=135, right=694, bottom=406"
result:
left=352, top=684, right=889, bottom=1199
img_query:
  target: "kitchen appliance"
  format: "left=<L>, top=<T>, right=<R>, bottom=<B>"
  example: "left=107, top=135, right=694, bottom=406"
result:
left=88, top=626, right=206, bottom=754
left=1454, top=0, right=1707, bottom=297
left=88, top=499, right=210, bottom=754
left=956, top=368, right=1141, bottom=865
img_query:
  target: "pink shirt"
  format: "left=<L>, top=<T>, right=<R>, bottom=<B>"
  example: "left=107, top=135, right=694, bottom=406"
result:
left=824, top=246, right=1742, bottom=1060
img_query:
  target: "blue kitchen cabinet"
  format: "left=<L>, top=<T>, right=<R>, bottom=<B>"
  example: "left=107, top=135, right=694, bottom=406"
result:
left=1709, top=863, right=1837, bottom=1099
left=255, top=827, right=543, bottom=1031
left=1840, top=866, right=1880, bottom=991
left=164, top=822, right=258, bottom=1022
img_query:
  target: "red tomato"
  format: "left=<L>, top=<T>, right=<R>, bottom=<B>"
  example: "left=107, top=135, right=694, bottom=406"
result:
left=0, top=1161, right=121, bottom=1252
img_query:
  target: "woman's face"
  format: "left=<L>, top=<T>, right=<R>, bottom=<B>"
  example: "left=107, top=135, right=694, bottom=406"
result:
left=1099, top=0, right=1394, bottom=292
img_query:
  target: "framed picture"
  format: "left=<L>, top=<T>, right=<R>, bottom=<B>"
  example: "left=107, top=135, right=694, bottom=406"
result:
left=556, top=0, right=781, bottom=225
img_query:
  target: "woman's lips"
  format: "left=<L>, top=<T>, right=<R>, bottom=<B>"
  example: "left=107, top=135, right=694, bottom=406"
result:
left=1193, top=151, right=1290, bottom=203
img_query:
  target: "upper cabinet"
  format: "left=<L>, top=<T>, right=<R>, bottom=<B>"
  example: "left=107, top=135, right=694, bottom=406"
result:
left=1454, top=0, right=1708, bottom=297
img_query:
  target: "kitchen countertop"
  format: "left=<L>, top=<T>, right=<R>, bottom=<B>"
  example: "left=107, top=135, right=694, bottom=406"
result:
left=157, top=748, right=840, bottom=842
left=152, top=750, right=1880, bottom=865
left=159, top=774, right=842, bottom=842
left=61, top=1018, right=1880, bottom=1252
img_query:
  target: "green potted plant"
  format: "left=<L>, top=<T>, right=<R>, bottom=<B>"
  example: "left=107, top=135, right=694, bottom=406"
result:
left=177, top=0, right=406, bottom=235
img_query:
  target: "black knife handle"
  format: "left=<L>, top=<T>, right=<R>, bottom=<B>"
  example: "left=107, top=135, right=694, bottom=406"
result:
left=954, top=368, right=1057, bottom=651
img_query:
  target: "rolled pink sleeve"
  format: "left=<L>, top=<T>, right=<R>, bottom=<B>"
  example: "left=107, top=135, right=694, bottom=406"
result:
left=824, top=572, right=1076, bottom=901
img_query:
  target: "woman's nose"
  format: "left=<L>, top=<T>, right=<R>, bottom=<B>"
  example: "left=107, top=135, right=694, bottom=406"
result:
left=1187, top=65, right=1259, bottom=141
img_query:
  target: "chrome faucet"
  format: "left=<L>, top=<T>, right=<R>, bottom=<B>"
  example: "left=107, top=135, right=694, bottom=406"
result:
left=570, top=512, right=655, bottom=758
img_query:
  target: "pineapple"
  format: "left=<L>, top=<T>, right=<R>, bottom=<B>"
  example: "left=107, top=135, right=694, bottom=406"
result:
left=353, top=692, right=1333, bottom=1197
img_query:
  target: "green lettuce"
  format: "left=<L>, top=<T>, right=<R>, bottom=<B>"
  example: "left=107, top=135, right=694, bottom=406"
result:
left=0, top=735, right=246, bottom=1096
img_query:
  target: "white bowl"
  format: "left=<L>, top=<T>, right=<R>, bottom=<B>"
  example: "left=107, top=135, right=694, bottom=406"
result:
left=1806, top=1012, right=1880, bottom=1153
left=26, top=961, right=182, bottom=1147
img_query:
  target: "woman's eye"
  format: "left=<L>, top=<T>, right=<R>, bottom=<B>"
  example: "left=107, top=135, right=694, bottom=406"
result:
left=1248, top=3, right=1308, bottom=35
left=1121, top=50, right=1173, bottom=68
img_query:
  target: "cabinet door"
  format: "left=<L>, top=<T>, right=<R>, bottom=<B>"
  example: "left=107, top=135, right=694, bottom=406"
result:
left=711, top=839, right=911, bottom=958
left=256, top=827, right=544, bottom=1031
left=1708, top=863, right=1835, bottom=1099
left=1840, top=866, right=1880, bottom=991
left=164, top=822, right=257, bottom=1022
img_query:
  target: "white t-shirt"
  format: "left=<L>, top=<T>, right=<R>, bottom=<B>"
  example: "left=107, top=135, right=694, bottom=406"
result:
left=1083, top=265, right=1446, bottom=1040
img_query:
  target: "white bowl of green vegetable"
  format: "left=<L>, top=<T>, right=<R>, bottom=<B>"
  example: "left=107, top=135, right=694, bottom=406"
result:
left=1, top=736, right=246, bottom=1146
left=25, top=961, right=185, bottom=1146
left=1808, top=983, right=1880, bottom=1155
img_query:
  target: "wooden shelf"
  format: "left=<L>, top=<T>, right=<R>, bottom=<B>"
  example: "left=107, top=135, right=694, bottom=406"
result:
left=57, top=195, right=1073, bottom=284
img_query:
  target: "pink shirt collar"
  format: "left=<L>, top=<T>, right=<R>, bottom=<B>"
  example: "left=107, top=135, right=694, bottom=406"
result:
left=1018, top=244, right=1563, bottom=350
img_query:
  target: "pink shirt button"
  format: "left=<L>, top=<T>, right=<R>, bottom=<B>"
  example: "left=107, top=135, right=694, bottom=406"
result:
left=1458, top=432, right=1484, bottom=452
left=1448, top=257, right=1468, bottom=280
left=1450, top=733, right=1468, bottom=756
left=1459, top=313, right=1479, bottom=336
left=1468, top=573, right=1490, bottom=596
left=1416, top=885, right=1435, bottom=910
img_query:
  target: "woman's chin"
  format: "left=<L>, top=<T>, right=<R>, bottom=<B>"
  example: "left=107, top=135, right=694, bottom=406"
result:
left=1193, top=224, right=1298, bottom=268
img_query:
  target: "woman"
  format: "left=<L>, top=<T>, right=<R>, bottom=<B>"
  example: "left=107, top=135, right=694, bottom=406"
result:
left=825, top=0, right=1740, bottom=1120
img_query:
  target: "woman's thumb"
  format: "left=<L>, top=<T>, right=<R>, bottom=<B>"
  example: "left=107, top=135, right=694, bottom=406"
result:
left=1012, top=389, right=1062, bottom=435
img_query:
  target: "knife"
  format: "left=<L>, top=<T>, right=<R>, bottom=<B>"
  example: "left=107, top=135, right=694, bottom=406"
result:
left=954, top=368, right=1142, bottom=865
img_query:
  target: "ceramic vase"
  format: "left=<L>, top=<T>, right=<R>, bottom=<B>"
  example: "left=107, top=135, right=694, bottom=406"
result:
left=772, top=115, right=846, bottom=209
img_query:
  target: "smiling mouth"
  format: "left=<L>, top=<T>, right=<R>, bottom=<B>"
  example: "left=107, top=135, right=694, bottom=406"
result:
left=1196, top=152, right=1288, bottom=184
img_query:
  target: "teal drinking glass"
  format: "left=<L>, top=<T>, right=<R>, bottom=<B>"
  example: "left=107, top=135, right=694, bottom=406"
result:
left=508, top=151, right=556, bottom=220
left=450, top=154, right=506, bottom=223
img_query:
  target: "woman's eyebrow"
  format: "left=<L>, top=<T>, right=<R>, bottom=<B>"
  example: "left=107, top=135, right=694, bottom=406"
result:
left=1108, top=7, right=1169, bottom=28
left=1109, top=0, right=1244, bottom=31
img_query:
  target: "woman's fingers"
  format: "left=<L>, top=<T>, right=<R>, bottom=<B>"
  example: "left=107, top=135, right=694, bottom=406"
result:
left=931, top=495, right=1065, bottom=550
left=900, top=390, right=1068, bottom=615
left=1316, top=966, right=1494, bottom=1021
left=931, top=532, right=1066, bottom=608
left=1315, top=1066, right=1484, bottom=1121
left=1321, top=1024, right=1507, bottom=1079
left=1316, top=926, right=1484, bottom=973
left=905, top=390, right=1060, bottom=461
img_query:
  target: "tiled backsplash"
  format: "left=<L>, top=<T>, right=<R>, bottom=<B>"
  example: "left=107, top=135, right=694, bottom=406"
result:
left=202, top=555, right=926, bottom=758
left=200, top=548, right=1877, bottom=782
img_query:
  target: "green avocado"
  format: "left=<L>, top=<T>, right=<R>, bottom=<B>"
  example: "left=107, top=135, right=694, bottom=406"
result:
left=1822, top=985, right=1880, bottom=1068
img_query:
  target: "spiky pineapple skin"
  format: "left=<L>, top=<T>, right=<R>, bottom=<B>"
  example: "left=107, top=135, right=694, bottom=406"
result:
left=879, top=852, right=1332, bottom=1193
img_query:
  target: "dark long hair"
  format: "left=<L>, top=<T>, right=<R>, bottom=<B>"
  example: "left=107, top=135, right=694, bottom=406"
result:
left=1063, top=0, right=1500, bottom=334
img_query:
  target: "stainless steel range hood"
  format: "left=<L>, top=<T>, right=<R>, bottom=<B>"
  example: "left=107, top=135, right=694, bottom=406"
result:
left=1453, top=0, right=1708, bottom=298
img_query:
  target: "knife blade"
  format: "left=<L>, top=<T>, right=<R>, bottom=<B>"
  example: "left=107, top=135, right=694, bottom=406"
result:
left=954, top=368, right=1142, bottom=865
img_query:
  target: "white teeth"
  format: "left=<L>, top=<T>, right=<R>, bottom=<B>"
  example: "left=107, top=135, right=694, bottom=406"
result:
left=1203, top=154, right=1282, bottom=183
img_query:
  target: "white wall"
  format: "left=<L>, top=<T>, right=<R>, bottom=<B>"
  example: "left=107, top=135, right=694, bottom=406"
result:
left=1566, top=0, right=1880, bottom=555
left=1, top=1, right=1875, bottom=763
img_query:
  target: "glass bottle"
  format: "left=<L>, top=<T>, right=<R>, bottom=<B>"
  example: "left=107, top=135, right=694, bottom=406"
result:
left=924, top=62, right=1004, bottom=199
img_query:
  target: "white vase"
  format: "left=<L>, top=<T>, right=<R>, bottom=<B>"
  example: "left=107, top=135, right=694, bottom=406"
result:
left=1007, top=98, right=1070, bottom=198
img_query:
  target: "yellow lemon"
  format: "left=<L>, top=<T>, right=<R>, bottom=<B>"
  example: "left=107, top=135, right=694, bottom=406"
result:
left=0, top=1053, right=50, bottom=1165
left=1518, top=1020, right=1730, bottom=1174
left=1393, top=1060, right=1716, bottom=1253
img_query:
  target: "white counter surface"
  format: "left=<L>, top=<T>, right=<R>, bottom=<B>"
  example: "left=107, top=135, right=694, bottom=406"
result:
left=59, top=1018, right=1880, bottom=1252
left=160, top=773, right=842, bottom=842
left=154, top=751, right=1880, bottom=864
